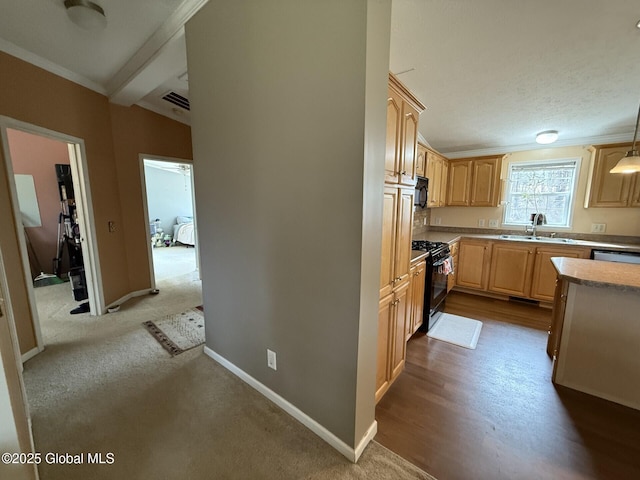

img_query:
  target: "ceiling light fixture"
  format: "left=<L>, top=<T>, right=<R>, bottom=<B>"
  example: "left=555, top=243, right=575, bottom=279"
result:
left=610, top=102, right=640, bottom=174
left=535, top=130, right=558, bottom=145
left=64, top=0, right=107, bottom=31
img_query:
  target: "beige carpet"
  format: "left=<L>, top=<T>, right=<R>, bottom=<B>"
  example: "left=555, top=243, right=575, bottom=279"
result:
left=25, top=273, right=435, bottom=480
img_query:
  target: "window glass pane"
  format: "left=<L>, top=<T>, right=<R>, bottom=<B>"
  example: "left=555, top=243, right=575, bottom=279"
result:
left=503, top=160, right=578, bottom=227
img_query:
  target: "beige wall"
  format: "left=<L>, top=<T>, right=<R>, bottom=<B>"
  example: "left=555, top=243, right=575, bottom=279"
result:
left=109, top=104, right=192, bottom=292
left=432, top=145, right=640, bottom=237
left=187, top=0, right=390, bottom=449
left=0, top=52, right=192, bottom=354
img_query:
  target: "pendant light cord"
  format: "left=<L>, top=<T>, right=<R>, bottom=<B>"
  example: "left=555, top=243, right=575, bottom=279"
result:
left=632, top=102, right=640, bottom=151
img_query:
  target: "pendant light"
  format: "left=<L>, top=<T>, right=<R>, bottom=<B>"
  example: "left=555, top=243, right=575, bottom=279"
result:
left=610, top=102, right=640, bottom=174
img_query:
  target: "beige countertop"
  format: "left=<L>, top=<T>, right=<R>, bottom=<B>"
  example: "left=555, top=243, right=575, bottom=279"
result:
left=410, top=250, right=428, bottom=263
left=412, top=231, right=640, bottom=252
left=551, top=257, right=640, bottom=293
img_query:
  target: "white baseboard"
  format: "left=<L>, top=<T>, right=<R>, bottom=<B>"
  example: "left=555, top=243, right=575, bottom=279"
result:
left=104, top=289, right=152, bottom=313
left=204, top=346, right=376, bottom=463
left=21, top=346, right=42, bottom=363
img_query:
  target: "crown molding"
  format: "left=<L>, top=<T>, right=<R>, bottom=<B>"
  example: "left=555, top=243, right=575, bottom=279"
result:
left=0, top=38, right=106, bottom=95
left=443, top=132, right=634, bottom=159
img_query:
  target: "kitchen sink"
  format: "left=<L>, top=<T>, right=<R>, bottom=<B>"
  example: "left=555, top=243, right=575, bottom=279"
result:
left=499, top=234, right=576, bottom=244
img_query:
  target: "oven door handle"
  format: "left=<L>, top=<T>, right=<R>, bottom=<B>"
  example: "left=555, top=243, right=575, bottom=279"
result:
left=432, top=257, right=449, bottom=267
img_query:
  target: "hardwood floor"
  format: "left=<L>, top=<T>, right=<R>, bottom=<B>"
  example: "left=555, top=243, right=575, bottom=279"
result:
left=375, top=291, right=640, bottom=480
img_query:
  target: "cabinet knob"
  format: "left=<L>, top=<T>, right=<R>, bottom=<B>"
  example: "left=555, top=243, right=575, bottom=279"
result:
left=401, top=171, right=407, bottom=175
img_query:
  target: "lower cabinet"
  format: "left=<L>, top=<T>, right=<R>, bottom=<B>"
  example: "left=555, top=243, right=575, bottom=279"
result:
left=547, top=277, right=569, bottom=359
left=456, top=239, right=492, bottom=290
left=530, top=247, right=590, bottom=301
left=457, top=239, right=591, bottom=302
left=376, top=280, right=410, bottom=403
left=407, top=259, right=426, bottom=340
left=447, top=241, right=459, bottom=292
left=488, top=242, right=535, bottom=297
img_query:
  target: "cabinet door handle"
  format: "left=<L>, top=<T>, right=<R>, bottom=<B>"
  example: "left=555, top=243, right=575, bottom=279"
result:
left=401, top=171, right=407, bottom=175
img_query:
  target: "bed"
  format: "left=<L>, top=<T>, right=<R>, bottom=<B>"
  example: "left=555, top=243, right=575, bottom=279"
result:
left=172, top=216, right=195, bottom=246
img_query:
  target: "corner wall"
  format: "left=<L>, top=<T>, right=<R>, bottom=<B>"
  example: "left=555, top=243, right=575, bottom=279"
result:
left=186, top=0, right=390, bottom=450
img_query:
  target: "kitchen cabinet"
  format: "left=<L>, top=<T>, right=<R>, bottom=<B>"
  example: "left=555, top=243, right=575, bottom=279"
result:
left=375, top=281, right=410, bottom=403
left=385, top=74, right=426, bottom=186
left=530, top=246, right=591, bottom=302
left=425, top=148, right=448, bottom=207
left=587, top=143, right=640, bottom=208
left=447, top=241, right=459, bottom=292
left=407, top=258, right=426, bottom=340
left=447, top=155, right=503, bottom=207
left=488, top=242, right=535, bottom=297
left=547, top=278, right=568, bottom=358
left=456, top=239, right=492, bottom=290
left=416, top=143, right=427, bottom=178
left=380, top=187, right=414, bottom=297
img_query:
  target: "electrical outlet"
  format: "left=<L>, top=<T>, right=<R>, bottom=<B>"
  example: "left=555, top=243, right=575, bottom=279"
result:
left=488, top=219, right=499, bottom=228
left=267, top=349, right=277, bottom=370
left=434, top=217, right=442, bottom=225
left=591, top=223, right=606, bottom=233
left=478, top=219, right=486, bottom=227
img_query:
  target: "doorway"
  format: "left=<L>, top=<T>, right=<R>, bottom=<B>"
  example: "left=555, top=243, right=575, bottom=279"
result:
left=0, top=118, right=103, bottom=360
left=140, top=156, right=199, bottom=290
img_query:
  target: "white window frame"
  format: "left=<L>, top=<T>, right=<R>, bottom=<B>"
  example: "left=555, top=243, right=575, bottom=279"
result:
left=502, top=157, right=581, bottom=230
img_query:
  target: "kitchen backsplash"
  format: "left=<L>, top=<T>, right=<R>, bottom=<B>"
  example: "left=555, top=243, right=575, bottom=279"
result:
left=413, top=206, right=430, bottom=235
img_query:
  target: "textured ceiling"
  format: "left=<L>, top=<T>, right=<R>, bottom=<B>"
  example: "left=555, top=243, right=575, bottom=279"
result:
left=390, top=0, right=640, bottom=156
left=1, top=0, right=639, bottom=156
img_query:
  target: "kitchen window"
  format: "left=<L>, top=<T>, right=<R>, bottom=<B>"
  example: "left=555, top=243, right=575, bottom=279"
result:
left=503, top=158, right=579, bottom=228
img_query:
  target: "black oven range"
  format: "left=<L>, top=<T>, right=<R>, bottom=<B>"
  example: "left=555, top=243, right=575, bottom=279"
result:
left=411, top=240, right=452, bottom=331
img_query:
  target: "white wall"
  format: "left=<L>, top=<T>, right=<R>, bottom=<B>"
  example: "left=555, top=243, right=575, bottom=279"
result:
left=186, top=0, right=390, bottom=451
left=143, top=163, right=193, bottom=234
left=431, top=145, right=640, bottom=237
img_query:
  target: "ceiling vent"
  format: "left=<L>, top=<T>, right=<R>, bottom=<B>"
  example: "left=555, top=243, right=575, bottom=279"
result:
left=162, top=91, right=190, bottom=111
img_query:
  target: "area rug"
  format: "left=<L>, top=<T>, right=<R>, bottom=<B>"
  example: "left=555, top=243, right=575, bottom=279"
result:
left=427, top=313, right=482, bottom=349
left=143, top=308, right=205, bottom=356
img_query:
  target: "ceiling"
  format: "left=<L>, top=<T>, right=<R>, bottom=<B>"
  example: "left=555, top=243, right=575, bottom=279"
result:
left=1, top=0, right=639, bottom=157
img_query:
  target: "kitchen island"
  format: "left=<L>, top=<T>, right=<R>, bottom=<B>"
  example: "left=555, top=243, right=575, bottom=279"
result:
left=550, top=257, right=640, bottom=411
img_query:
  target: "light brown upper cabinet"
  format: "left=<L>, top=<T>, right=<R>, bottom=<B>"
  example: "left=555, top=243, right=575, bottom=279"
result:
left=416, top=143, right=427, bottom=178
left=385, top=74, right=426, bottom=187
left=587, top=144, right=640, bottom=208
left=424, top=147, right=448, bottom=207
left=447, top=155, right=503, bottom=207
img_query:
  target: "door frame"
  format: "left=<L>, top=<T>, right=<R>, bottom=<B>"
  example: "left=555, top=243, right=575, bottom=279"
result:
left=139, top=154, right=199, bottom=290
left=0, top=117, right=105, bottom=358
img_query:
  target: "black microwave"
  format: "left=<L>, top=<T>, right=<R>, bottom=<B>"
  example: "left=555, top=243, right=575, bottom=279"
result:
left=414, top=176, right=428, bottom=208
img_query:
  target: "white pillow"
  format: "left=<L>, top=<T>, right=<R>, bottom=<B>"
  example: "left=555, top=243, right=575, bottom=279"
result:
left=176, top=216, right=193, bottom=224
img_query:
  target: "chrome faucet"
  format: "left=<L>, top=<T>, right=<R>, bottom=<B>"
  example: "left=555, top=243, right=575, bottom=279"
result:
left=526, top=212, right=545, bottom=237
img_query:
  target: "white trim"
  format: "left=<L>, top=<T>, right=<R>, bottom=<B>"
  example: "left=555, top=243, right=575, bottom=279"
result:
left=444, top=132, right=634, bottom=159
left=0, top=38, right=106, bottom=95
left=0, top=116, right=105, bottom=318
left=105, top=288, right=153, bottom=311
left=0, top=126, right=44, bottom=351
left=204, top=346, right=373, bottom=463
left=139, top=153, right=198, bottom=288
left=0, top=246, right=38, bottom=479
left=20, top=347, right=42, bottom=363
left=502, top=156, right=581, bottom=229
left=67, top=143, right=105, bottom=316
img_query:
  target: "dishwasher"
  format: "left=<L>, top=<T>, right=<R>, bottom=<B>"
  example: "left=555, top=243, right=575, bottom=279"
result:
left=592, top=250, right=640, bottom=264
